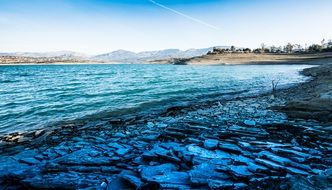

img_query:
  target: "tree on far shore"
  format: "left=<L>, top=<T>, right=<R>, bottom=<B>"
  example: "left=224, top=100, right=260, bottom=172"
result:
left=284, top=43, right=293, bottom=54
left=308, top=44, right=323, bottom=53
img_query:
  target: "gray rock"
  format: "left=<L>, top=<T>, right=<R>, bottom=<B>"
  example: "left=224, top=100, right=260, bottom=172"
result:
left=189, top=162, right=229, bottom=185
left=219, top=143, right=242, bottom=154
left=187, top=145, right=231, bottom=159
left=228, top=165, right=252, bottom=178
left=255, top=158, right=284, bottom=171
left=113, top=132, right=126, bottom=138
left=208, top=180, right=248, bottom=190
left=115, top=148, right=130, bottom=156
left=258, top=150, right=292, bottom=165
left=18, top=157, right=40, bottom=165
left=204, top=139, right=219, bottom=150
left=139, top=163, right=178, bottom=181
left=151, top=171, right=190, bottom=189
left=120, top=174, right=143, bottom=188
left=244, top=119, right=256, bottom=126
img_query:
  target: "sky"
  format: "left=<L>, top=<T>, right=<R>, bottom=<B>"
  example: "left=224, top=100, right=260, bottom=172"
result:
left=0, top=0, right=331, bottom=54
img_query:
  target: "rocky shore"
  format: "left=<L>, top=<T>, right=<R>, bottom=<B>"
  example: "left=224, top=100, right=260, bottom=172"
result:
left=0, top=63, right=331, bottom=189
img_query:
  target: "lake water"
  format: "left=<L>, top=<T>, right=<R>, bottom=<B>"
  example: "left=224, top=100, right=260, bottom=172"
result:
left=0, top=64, right=312, bottom=134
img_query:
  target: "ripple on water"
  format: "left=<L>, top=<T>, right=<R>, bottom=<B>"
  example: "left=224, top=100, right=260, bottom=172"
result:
left=0, top=64, right=313, bottom=134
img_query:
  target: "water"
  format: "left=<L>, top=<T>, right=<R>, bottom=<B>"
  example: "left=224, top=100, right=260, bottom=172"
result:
left=0, top=63, right=312, bottom=134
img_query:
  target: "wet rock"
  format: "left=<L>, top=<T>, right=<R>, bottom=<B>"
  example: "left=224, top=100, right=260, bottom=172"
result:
left=204, top=139, right=219, bottom=150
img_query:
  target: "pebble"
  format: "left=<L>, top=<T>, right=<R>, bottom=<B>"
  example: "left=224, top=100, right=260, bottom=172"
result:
left=244, top=119, right=256, bottom=126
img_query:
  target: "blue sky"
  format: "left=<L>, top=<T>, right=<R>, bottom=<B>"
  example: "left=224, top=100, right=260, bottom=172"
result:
left=0, top=0, right=331, bottom=54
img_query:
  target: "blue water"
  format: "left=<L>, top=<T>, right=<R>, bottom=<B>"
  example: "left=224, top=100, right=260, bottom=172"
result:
left=0, top=64, right=312, bottom=134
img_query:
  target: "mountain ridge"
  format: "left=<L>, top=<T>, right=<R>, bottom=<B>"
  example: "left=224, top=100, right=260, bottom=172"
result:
left=0, top=46, right=231, bottom=63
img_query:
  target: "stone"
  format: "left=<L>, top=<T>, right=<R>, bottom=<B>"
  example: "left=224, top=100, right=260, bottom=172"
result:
left=18, top=157, right=40, bottom=165
left=244, top=119, right=256, bottom=126
left=115, top=148, right=130, bottom=156
left=120, top=174, right=143, bottom=188
left=271, top=148, right=311, bottom=159
left=204, top=139, right=219, bottom=150
left=146, top=122, right=154, bottom=127
left=189, top=162, right=229, bottom=185
left=139, top=163, right=178, bottom=181
left=284, top=166, right=309, bottom=175
left=187, top=145, right=231, bottom=159
left=151, top=172, right=190, bottom=189
left=107, top=142, right=124, bottom=149
left=100, top=181, right=107, bottom=190
left=258, top=150, right=292, bottom=165
left=113, top=132, right=126, bottom=138
left=218, top=143, right=242, bottom=154
left=141, top=133, right=160, bottom=141
left=247, top=162, right=269, bottom=174
left=156, top=123, right=167, bottom=128
left=228, top=165, right=252, bottom=178
left=255, top=158, right=284, bottom=171
left=54, top=148, right=114, bottom=166
left=208, top=180, right=248, bottom=190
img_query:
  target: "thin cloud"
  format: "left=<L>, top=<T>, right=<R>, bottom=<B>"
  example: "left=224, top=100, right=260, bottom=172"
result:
left=149, top=0, right=219, bottom=30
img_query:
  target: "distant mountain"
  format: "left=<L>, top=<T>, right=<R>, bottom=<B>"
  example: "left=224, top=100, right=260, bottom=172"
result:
left=93, top=50, right=137, bottom=62
left=0, top=51, right=87, bottom=59
left=0, top=46, right=231, bottom=63
left=92, top=47, right=230, bottom=62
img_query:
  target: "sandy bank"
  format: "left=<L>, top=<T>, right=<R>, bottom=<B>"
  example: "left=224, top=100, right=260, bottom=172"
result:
left=182, top=52, right=332, bottom=65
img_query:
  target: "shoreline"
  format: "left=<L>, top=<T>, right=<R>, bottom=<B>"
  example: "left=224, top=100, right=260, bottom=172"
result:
left=184, top=52, right=332, bottom=65
left=0, top=61, right=331, bottom=189
left=1, top=52, right=332, bottom=66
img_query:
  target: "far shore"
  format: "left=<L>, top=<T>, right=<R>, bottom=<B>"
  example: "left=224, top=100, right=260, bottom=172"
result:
left=152, top=52, right=332, bottom=65
left=0, top=57, right=331, bottom=189
left=1, top=52, right=332, bottom=66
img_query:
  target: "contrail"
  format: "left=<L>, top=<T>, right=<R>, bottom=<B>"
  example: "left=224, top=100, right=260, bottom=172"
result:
left=149, top=0, right=219, bottom=30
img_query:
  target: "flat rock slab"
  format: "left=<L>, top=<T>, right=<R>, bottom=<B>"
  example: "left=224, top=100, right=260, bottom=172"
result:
left=204, top=139, right=219, bottom=150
